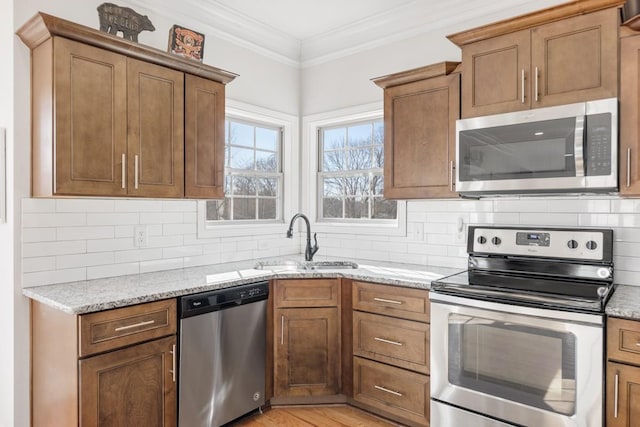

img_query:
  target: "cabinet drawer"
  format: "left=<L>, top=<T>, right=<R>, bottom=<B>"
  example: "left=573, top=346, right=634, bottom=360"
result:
left=79, top=299, right=177, bottom=357
left=353, top=356, right=429, bottom=426
left=353, top=311, right=429, bottom=374
left=352, top=281, right=429, bottom=322
left=608, top=317, right=640, bottom=365
left=274, top=279, right=340, bottom=308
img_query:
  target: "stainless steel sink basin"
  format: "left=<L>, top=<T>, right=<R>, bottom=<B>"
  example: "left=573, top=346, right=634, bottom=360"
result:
left=253, top=260, right=358, bottom=271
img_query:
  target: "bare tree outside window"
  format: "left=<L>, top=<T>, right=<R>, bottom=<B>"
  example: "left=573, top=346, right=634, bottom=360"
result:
left=206, top=119, right=283, bottom=222
left=319, top=120, right=396, bottom=221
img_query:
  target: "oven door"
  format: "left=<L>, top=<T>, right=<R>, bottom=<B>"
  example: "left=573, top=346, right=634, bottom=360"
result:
left=430, top=293, right=603, bottom=427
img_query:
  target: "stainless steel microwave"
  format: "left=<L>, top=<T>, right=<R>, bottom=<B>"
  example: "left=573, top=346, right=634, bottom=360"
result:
left=455, top=97, right=618, bottom=195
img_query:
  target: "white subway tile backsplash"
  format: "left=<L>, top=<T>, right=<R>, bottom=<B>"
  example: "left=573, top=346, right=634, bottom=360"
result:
left=162, top=200, right=197, bottom=212
left=87, top=213, right=139, bottom=226
left=57, top=199, right=115, bottom=213
left=23, top=268, right=86, bottom=287
left=114, top=248, right=163, bottom=263
left=114, top=199, right=164, bottom=212
left=611, top=199, right=640, bottom=213
left=184, top=253, right=221, bottom=268
left=86, top=238, right=135, bottom=253
left=56, top=226, right=114, bottom=241
left=56, top=252, right=115, bottom=269
left=88, top=263, right=139, bottom=280
left=163, top=246, right=203, bottom=259
left=22, top=228, right=57, bottom=243
left=140, top=212, right=183, bottom=224
left=23, top=213, right=86, bottom=228
left=163, top=223, right=196, bottom=235
left=147, top=235, right=184, bottom=248
left=22, top=198, right=55, bottom=213
left=23, top=240, right=86, bottom=257
left=519, top=213, right=578, bottom=227
left=140, top=258, right=184, bottom=273
left=389, top=252, right=427, bottom=265
left=115, top=225, right=134, bottom=238
left=183, top=212, right=198, bottom=224
left=22, top=256, right=56, bottom=273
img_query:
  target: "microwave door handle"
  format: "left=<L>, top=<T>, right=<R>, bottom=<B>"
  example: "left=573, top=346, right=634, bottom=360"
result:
left=573, top=115, right=585, bottom=177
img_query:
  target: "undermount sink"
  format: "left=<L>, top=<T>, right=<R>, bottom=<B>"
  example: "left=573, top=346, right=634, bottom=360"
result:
left=253, top=260, right=358, bottom=271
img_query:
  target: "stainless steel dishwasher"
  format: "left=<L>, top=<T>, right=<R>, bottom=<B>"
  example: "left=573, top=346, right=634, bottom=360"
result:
left=178, top=282, right=268, bottom=427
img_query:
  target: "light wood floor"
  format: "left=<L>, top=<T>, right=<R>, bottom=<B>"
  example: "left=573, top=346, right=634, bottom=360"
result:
left=232, top=405, right=401, bottom=427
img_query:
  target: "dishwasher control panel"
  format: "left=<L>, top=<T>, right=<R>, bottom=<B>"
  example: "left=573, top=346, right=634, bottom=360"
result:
left=180, top=281, right=269, bottom=318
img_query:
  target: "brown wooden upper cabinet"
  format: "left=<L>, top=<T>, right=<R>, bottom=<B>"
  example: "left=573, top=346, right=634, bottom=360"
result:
left=17, top=12, right=235, bottom=198
left=373, top=62, right=460, bottom=199
left=448, top=2, right=621, bottom=118
left=620, top=30, right=640, bottom=196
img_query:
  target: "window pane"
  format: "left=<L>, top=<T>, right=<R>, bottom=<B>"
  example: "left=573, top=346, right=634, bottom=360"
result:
left=229, top=122, right=253, bottom=147
left=322, top=198, right=343, bottom=218
left=345, top=197, right=368, bottom=219
left=258, top=198, right=277, bottom=220
left=256, top=151, right=277, bottom=172
left=323, top=150, right=345, bottom=172
left=232, top=176, right=256, bottom=196
left=372, top=175, right=384, bottom=195
left=373, top=121, right=384, bottom=145
left=349, top=148, right=372, bottom=170
left=324, top=128, right=345, bottom=150
left=233, top=198, right=255, bottom=220
left=373, top=197, right=397, bottom=219
left=348, top=124, right=372, bottom=147
left=206, top=199, right=230, bottom=221
left=323, top=177, right=344, bottom=197
left=344, top=175, right=369, bottom=196
left=374, top=145, right=384, bottom=168
left=258, top=178, right=277, bottom=196
left=256, top=127, right=278, bottom=151
left=230, top=147, right=254, bottom=170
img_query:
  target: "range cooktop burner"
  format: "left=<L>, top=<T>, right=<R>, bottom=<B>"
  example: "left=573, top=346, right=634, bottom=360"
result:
left=431, top=226, right=615, bottom=313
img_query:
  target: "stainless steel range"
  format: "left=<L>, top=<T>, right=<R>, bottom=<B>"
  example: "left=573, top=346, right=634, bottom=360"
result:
left=430, top=226, right=614, bottom=427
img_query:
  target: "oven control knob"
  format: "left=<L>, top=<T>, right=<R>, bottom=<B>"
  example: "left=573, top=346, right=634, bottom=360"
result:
left=477, top=236, right=487, bottom=244
left=567, top=239, right=579, bottom=249
left=491, top=236, right=501, bottom=246
left=586, top=240, right=598, bottom=250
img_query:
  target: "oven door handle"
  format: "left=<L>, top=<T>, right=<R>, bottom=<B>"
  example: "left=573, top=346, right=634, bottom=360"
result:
left=574, top=115, right=585, bottom=177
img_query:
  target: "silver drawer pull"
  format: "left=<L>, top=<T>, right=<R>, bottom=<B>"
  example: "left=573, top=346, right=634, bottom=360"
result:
left=169, top=344, right=176, bottom=383
left=614, top=373, right=619, bottom=418
left=373, top=297, right=402, bottom=305
left=114, top=319, right=155, bottom=332
left=374, top=337, right=403, bottom=346
left=374, top=385, right=403, bottom=397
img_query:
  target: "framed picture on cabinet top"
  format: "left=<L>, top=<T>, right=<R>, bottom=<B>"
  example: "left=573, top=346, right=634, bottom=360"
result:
left=168, top=25, right=205, bottom=61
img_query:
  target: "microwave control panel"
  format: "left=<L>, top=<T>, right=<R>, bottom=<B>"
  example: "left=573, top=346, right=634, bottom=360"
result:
left=585, top=113, right=612, bottom=176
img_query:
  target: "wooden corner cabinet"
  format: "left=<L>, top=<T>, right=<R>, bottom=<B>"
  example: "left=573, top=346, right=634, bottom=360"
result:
left=31, top=298, right=177, bottom=427
left=606, top=317, right=640, bottom=427
left=448, top=1, right=621, bottom=118
left=372, top=62, right=460, bottom=199
left=272, top=279, right=342, bottom=402
left=17, top=12, right=235, bottom=198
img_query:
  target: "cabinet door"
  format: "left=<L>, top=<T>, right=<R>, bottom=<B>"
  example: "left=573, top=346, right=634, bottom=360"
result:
left=607, top=362, right=640, bottom=427
left=620, top=34, right=640, bottom=196
left=185, top=74, right=226, bottom=199
left=275, top=307, right=339, bottom=397
left=127, top=59, right=184, bottom=197
left=52, top=38, right=127, bottom=196
left=384, top=73, right=460, bottom=198
left=461, top=29, right=530, bottom=118
left=531, top=8, right=618, bottom=108
left=79, top=335, right=176, bottom=427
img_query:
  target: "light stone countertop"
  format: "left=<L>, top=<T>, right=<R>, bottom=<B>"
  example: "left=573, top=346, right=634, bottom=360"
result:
left=22, top=256, right=459, bottom=315
left=606, top=284, right=640, bottom=320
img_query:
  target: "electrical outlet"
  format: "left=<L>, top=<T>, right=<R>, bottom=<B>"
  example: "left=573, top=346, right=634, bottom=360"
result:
left=134, top=225, right=147, bottom=248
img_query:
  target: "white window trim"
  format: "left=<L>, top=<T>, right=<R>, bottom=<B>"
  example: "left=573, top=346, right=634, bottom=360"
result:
left=302, top=102, right=407, bottom=236
left=197, top=99, right=299, bottom=238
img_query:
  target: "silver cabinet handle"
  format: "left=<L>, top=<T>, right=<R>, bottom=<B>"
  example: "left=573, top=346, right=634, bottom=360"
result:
left=114, top=319, right=155, bottom=332
left=534, top=66, right=539, bottom=102
left=627, top=147, right=632, bottom=188
left=121, top=153, right=126, bottom=189
left=449, top=161, right=454, bottom=192
left=374, top=337, right=403, bottom=346
left=134, top=155, right=139, bottom=189
left=169, top=344, right=176, bottom=383
left=521, top=68, right=526, bottom=104
left=373, top=297, right=402, bottom=305
left=374, top=385, right=403, bottom=397
left=280, top=315, right=284, bottom=345
left=614, top=372, right=619, bottom=418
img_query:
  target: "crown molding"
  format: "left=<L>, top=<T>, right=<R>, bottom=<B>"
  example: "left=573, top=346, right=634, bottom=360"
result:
left=127, top=0, right=568, bottom=68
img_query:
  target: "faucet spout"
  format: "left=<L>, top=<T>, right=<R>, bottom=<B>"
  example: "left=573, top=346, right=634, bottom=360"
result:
left=286, top=213, right=319, bottom=261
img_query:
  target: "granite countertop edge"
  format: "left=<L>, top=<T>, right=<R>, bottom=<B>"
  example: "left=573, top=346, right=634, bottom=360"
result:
left=22, top=257, right=456, bottom=315
left=606, top=284, right=640, bottom=320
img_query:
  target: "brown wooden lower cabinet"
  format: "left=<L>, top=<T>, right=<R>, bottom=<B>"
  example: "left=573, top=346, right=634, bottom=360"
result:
left=353, top=356, right=429, bottom=426
left=607, top=362, right=640, bottom=427
left=80, top=336, right=176, bottom=426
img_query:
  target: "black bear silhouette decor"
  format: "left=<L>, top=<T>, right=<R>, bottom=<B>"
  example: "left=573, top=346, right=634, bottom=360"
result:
left=97, top=3, right=155, bottom=42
